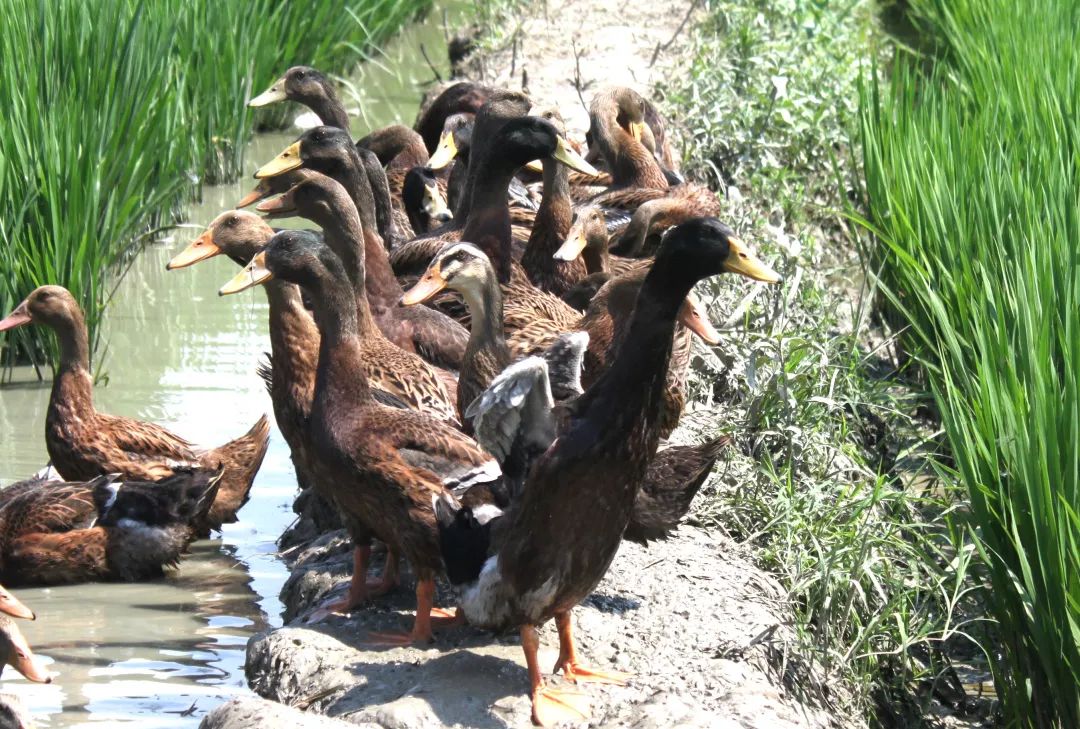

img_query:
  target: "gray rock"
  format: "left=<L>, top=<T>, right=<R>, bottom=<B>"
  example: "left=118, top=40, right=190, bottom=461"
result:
left=199, top=697, right=358, bottom=729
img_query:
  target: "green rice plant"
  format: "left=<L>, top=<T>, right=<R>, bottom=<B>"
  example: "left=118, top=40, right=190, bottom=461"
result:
left=0, top=0, right=189, bottom=371
left=0, top=0, right=429, bottom=373
left=857, top=0, right=1080, bottom=724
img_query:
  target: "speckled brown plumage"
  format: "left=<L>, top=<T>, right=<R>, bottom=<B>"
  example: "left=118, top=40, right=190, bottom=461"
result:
left=624, top=436, right=731, bottom=544
left=508, top=268, right=692, bottom=438
left=0, top=287, right=268, bottom=535
left=259, top=173, right=459, bottom=423
left=271, top=136, right=469, bottom=371
left=233, top=230, right=500, bottom=641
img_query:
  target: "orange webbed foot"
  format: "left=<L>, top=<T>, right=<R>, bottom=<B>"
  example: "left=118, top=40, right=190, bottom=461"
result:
left=555, top=661, right=632, bottom=686
left=531, top=682, right=591, bottom=726
left=365, top=625, right=435, bottom=646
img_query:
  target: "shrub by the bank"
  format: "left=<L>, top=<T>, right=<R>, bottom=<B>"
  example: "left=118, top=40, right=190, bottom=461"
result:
left=664, top=1, right=974, bottom=723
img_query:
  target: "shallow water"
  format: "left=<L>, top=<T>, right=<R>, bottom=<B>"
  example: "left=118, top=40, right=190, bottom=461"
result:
left=0, top=4, right=463, bottom=725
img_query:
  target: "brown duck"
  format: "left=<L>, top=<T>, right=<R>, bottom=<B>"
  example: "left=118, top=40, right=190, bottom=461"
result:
left=256, top=172, right=459, bottom=422
left=220, top=229, right=503, bottom=643
left=434, top=218, right=781, bottom=725
left=255, top=130, right=469, bottom=371
left=0, top=468, right=220, bottom=586
left=0, top=288, right=269, bottom=535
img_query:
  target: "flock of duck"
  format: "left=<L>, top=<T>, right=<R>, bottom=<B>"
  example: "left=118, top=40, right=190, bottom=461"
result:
left=0, top=67, right=780, bottom=725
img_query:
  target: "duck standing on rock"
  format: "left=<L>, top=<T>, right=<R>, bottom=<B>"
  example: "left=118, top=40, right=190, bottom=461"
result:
left=219, top=230, right=504, bottom=643
left=434, top=218, right=781, bottom=725
left=0, top=287, right=270, bottom=535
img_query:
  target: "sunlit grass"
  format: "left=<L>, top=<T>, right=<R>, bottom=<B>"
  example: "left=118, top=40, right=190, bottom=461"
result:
left=0, top=0, right=429, bottom=373
left=857, top=0, right=1080, bottom=724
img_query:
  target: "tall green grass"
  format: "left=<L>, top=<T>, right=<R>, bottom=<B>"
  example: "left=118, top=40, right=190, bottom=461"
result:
left=858, top=0, right=1080, bottom=724
left=0, top=0, right=428, bottom=373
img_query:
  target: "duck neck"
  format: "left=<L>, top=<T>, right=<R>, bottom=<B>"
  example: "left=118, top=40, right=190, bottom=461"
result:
left=461, top=161, right=518, bottom=283
left=598, top=123, right=668, bottom=190
left=263, top=281, right=318, bottom=416
left=460, top=273, right=510, bottom=368
left=47, top=309, right=95, bottom=424
left=447, top=148, right=470, bottom=216
left=303, top=90, right=351, bottom=132
left=522, top=160, right=583, bottom=292
left=577, top=263, right=695, bottom=439
left=358, top=148, right=396, bottom=247
left=309, top=271, right=371, bottom=412
left=320, top=195, right=402, bottom=321
left=310, top=205, right=377, bottom=338
left=581, top=231, right=610, bottom=273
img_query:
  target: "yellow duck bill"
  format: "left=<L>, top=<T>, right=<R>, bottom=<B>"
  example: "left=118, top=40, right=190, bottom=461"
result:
left=723, top=237, right=782, bottom=284
left=255, top=141, right=302, bottom=179
left=427, top=131, right=458, bottom=170
left=219, top=252, right=273, bottom=295
left=248, top=77, right=287, bottom=107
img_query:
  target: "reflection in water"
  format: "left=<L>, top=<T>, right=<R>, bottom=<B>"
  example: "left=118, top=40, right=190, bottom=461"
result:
left=0, top=3, right=466, bottom=724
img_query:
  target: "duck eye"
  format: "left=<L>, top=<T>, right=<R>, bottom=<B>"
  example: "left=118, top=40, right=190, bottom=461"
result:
left=296, top=70, right=306, bottom=80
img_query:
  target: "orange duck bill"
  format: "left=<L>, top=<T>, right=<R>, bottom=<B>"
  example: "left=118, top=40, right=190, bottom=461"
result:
left=0, top=585, right=34, bottom=620
left=1, top=618, right=51, bottom=683
left=166, top=230, right=223, bottom=270
left=400, top=267, right=448, bottom=306
left=0, top=300, right=31, bottom=332
left=254, top=186, right=299, bottom=218
left=678, top=294, right=721, bottom=345
left=237, top=179, right=275, bottom=208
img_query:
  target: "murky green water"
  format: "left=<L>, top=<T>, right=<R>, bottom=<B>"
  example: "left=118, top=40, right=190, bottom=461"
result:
left=0, top=4, right=463, bottom=725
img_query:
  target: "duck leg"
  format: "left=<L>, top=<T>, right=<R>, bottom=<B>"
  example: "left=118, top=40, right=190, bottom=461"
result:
left=552, top=611, right=632, bottom=685
left=366, top=578, right=459, bottom=645
left=522, top=623, right=591, bottom=726
left=314, top=545, right=401, bottom=620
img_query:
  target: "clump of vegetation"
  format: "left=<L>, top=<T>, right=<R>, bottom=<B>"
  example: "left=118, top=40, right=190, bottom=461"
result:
left=664, top=1, right=977, bottom=723
left=858, top=0, right=1080, bottom=725
left=0, top=0, right=428, bottom=374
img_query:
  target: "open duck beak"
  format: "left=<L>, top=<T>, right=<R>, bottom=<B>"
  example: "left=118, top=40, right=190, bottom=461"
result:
left=5, top=625, right=50, bottom=683
left=0, top=586, right=34, bottom=621
left=554, top=220, right=589, bottom=261
left=255, top=189, right=298, bottom=218
left=427, top=131, right=458, bottom=170
left=422, top=183, right=452, bottom=223
left=255, top=141, right=302, bottom=179
left=248, top=77, right=287, bottom=107
left=551, top=135, right=600, bottom=176
left=628, top=120, right=646, bottom=144
left=0, top=301, right=31, bottom=332
left=219, top=251, right=273, bottom=295
left=679, top=294, right=721, bottom=345
left=400, top=267, right=447, bottom=306
left=167, top=230, right=222, bottom=270
left=237, top=180, right=273, bottom=208
left=723, top=237, right=782, bottom=284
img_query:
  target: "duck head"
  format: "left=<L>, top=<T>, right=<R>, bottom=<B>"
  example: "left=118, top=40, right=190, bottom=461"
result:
left=167, top=210, right=274, bottom=270
left=401, top=242, right=493, bottom=306
left=249, top=65, right=332, bottom=109
left=0, top=285, right=81, bottom=334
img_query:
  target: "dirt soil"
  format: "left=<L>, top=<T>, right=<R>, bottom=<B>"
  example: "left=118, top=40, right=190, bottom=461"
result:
left=201, top=1, right=859, bottom=727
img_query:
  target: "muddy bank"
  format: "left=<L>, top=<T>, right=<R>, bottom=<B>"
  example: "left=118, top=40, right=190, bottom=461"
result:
left=211, top=524, right=839, bottom=729
left=211, top=1, right=858, bottom=727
